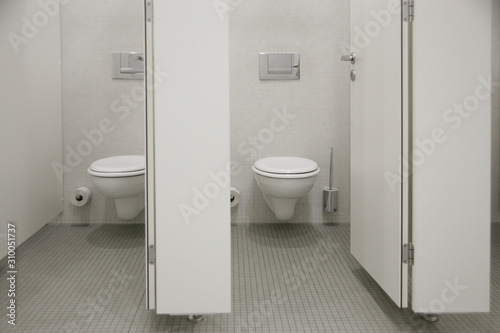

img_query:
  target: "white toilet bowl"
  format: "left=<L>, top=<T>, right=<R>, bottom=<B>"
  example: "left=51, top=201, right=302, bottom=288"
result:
left=87, top=155, right=145, bottom=221
left=252, top=157, right=320, bottom=220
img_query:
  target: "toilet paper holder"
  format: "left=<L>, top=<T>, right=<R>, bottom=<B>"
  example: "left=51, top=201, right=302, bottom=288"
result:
left=230, top=187, right=240, bottom=208
left=72, top=187, right=91, bottom=207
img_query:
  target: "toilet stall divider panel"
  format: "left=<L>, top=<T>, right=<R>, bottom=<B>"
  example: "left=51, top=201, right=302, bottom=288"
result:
left=144, top=0, right=155, bottom=310
left=147, top=0, right=231, bottom=314
left=411, top=0, right=491, bottom=313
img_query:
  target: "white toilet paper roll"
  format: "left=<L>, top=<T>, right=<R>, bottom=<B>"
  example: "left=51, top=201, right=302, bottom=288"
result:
left=71, top=187, right=91, bottom=207
left=230, top=187, right=240, bottom=208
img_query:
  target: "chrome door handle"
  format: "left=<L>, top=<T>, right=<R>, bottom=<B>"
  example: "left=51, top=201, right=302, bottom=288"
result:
left=341, top=52, right=356, bottom=65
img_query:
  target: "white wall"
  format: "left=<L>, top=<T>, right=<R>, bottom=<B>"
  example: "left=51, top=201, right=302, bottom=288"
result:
left=229, top=0, right=350, bottom=224
left=492, top=0, right=500, bottom=222
left=60, top=0, right=144, bottom=224
left=0, top=0, right=63, bottom=260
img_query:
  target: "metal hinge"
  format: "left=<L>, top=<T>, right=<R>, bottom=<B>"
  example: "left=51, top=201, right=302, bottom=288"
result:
left=403, top=243, right=414, bottom=265
left=145, top=0, right=153, bottom=23
left=403, top=0, right=414, bottom=23
left=149, top=244, right=156, bottom=265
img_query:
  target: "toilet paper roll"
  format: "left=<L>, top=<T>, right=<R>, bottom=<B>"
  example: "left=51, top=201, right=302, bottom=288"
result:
left=71, top=187, right=91, bottom=207
left=230, top=187, right=240, bottom=208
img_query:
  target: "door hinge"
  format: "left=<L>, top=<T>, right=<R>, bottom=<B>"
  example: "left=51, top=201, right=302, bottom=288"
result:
left=145, top=0, right=153, bottom=23
left=403, top=243, right=414, bottom=265
left=403, top=0, right=414, bottom=23
left=149, top=244, right=156, bottom=265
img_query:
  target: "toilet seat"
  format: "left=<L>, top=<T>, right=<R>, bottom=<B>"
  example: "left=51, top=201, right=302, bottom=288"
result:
left=88, top=155, right=145, bottom=178
left=253, top=157, right=320, bottom=179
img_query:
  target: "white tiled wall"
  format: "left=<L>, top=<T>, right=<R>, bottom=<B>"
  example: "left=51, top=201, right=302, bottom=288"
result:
left=60, top=0, right=144, bottom=224
left=229, top=0, right=350, bottom=224
left=492, top=0, right=500, bottom=222
left=57, top=0, right=495, bottom=225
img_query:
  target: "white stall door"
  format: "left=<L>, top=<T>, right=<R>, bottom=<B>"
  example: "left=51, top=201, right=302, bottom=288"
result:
left=349, top=0, right=408, bottom=307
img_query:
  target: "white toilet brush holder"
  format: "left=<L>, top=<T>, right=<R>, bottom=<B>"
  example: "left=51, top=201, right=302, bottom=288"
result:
left=323, top=147, right=338, bottom=212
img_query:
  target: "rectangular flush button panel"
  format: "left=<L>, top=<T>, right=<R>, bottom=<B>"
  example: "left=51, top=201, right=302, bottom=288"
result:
left=112, top=52, right=144, bottom=80
left=259, top=53, right=300, bottom=80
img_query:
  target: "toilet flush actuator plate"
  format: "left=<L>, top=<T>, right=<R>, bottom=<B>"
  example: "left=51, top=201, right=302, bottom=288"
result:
left=259, top=53, right=300, bottom=80
left=112, top=52, right=144, bottom=80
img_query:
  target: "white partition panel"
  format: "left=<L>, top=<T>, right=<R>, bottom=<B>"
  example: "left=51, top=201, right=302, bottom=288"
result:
left=0, top=0, right=63, bottom=260
left=152, top=1, right=231, bottom=314
left=145, top=0, right=155, bottom=310
left=350, top=0, right=407, bottom=307
left=412, top=0, right=491, bottom=313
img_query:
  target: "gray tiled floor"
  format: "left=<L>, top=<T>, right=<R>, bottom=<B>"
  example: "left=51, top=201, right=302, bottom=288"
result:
left=1, top=223, right=499, bottom=332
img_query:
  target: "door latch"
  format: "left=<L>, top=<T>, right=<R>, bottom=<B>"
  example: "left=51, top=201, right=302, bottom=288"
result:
left=341, top=52, right=356, bottom=65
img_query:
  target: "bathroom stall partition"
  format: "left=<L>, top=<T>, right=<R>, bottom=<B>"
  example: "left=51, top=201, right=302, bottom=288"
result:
left=0, top=0, right=63, bottom=260
left=350, top=0, right=491, bottom=313
left=144, top=0, right=491, bottom=316
left=144, top=0, right=231, bottom=314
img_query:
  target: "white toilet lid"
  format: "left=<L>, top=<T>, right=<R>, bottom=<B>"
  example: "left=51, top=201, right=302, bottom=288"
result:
left=254, top=157, right=318, bottom=174
left=89, top=155, right=145, bottom=173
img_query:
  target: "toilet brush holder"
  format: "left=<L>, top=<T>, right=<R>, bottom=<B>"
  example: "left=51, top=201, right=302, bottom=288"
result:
left=323, top=187, right=338, bottom=212
left=323, top=147, right=338, bottom=212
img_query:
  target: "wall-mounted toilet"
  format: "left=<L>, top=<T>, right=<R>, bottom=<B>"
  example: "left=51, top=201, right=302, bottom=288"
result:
left=87, top=155, right=145, bottom=221
left=252, top=157, right=320, bottom=220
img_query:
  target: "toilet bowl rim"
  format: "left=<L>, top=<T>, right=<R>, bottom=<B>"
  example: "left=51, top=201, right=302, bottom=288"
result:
left=252, top=166, right=320, bottom=179
left=87, top=168, right=145, bottom=178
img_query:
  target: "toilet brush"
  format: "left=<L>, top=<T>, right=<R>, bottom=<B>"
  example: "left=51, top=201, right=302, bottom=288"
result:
left=323, top=147, right=338, bottom=212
